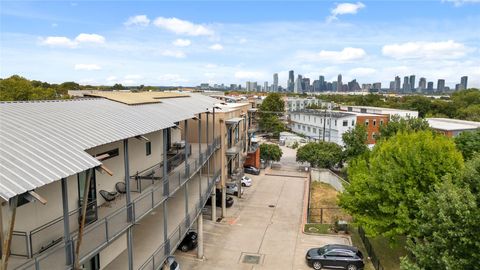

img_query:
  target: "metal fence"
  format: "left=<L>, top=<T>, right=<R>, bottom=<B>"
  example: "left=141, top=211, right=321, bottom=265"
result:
left=308, top=207, right=353, bottom=224
left=358, top=226, right=385, bottom=270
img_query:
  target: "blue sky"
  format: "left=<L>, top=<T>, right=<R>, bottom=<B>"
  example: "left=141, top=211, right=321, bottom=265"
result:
left=1, top=0, right=479, bottom=88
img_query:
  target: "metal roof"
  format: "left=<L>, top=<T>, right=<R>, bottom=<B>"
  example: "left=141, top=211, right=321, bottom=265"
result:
left=0, top=94, right=217, bottom=200
left=427, top=118, right=480, bottom=131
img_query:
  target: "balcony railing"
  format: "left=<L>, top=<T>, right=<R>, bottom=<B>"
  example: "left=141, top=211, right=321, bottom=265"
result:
left=13, top=137, right=221, bottom=270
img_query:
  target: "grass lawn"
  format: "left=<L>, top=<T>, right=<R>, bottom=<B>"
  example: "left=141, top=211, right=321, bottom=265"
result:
left=369, top=235, right=408, bottom=270
left=309, top=181, right=352, bottom=223
left=304, top=223, right=332, bottom=234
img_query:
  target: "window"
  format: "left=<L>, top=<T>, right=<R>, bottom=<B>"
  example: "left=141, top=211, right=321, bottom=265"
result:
left=343, top=120, right=348, bottom=126
left=334, top=120, right=337, bottom=126
left=314, top=117, right=316, bottom=123
left=307, top=127, right=311, bottom=132
left=146, top=142, right=152, bottom=156
left=313, top=128, right=317, bottom=133
left=373, top=120, right=376, bottom=126
left=372, top=132, right=376, bottom=139
left=302, top=125, right=306, bottom=131
left=303, top=116, right=305, bottom=121
left=365, top=120, right=369, bottom=126
left=297, top=124, right=301, bottom=129
left=360, top=108, right=367, bottom=113
left=380, top=120, right=384, bottom=126
left=351, top=120, right=355, bottom=126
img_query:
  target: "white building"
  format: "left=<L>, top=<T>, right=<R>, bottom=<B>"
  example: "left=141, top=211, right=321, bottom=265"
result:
left=339, top=105, right=418, bottom=119
left=285, top=97, right=334, bottom=112
left=427, top=118, right=480, bottom=137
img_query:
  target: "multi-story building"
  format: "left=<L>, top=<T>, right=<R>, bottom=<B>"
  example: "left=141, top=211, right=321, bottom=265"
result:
left=427, top=118, right=480, bottom=137
left=418, top=77, right=426, bottom=92
left=409, top=75, right=416, bottom=92
left=460, top=76, right=468, bottom=90
left=427, top=81, right=434, bottom=92
left=403, top=76, right=410, bottom=93
left=288, top=110, right=388, bottom=146
left=273, top=73, right=278, bottom=92
left=0, top=92, right=250, bottom=270
left=339, top=105, right=418, bottom=119
left=285, top=97, right=333, bottom=112
left=294, top=75, right=303, bottom=93
left=288, top=70, right=294, bottom=92
left=437, top=79, right=445, bottom=92
left=394, top=76, right=401, bottom=92
left=337, top=74, right=342, bottom=92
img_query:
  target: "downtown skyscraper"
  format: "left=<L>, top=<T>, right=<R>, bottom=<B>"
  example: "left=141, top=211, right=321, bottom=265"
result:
left=273, top=73, right=278, bottom=92
left=337, top=74, right=342, bottom=92
left=288, top=70, right=295, bottom=92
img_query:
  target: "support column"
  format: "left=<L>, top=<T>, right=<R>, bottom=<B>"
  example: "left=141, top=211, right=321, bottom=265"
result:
left=1, top=196, right=18, bottom=270
left=163, top=129, right=169, bottom=196
left=196, top=213, right=204, bottom=259
left=61, top=178, right=73, bottom=266
left=163, top=202, right=169, bottom=255
left=123, top=139, right=134, bottom=270
left=211, top=188, right=216, bottom=221
left=198, top=114, right=202, bottom=202
left=207, top=111, right=216, bottom=220
left=184, top=120, right=189, bottom=225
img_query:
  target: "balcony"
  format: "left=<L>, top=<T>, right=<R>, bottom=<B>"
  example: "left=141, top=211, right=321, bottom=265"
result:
left=11, top=137, right=221, bottom=270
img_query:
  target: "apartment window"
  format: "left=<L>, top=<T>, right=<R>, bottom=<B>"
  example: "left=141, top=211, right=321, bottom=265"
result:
left=297, top=124, right=301, bottom=129
left=343, top=120, right=348, bottom=126
left=380, top=120, right=384, bottom=126
left=361, top=108, right=367, bottom=113
left=372, top=132, right=376, bottom=139
left=146, top=141, right=152, bottom=156
left=307, top=127, right=311, bottom=132
left=302, top=125, right=306, bottom=131
left=314, top=117, right=316, bottom=123
left=365, top=120, right=369, bottom=126
left=373, top=120, right=376, bottom=127
left=308, top=115, right=310, bottom=121
left=313, top=128, right=317, bottom=133
left=335, top=120, right=337, bottom=126
left=351, top=120, right=355, bottom=126
left=320, top=119, right=323, bottom=124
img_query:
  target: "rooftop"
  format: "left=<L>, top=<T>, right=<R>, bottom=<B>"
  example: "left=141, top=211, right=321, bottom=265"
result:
left=427, top=118, right=480, bottom=131
left=340, top=105, right=417, bottom=113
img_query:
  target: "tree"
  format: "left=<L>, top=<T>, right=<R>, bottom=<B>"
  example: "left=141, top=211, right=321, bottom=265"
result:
left=342, top=124, right=368, bottom=161
left=400, top=180, right=480, bottom=270
left=0, top=75, right=34, bottom=101
left=259, top=143, right=283, bottom=162
left=377, top=115, right=430, bottom=141
left=112, top=83, right=124, bottom=90
left=259, top=93, right=285, bottom=136
left=296, top=141, right=343, bottom=168
left=455, top=129, right=480, bottom=160
left=339, top=131, right=464, bottom=238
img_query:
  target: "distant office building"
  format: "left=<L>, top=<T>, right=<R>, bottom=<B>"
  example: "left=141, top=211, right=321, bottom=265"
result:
left=327, top=82, right=333, bottom=91
left=288, top=70, right=295, bottom=92
left=294, top=75, right=303, bottom=93
left=319, top=76, right=325, bottom=91
left=302, top=78, right=310, bottom=92
left=427, top=82, right=434, bottom=92
left=461, top=76, right=468, bottom=90
left=389, top=81, right=395, bottom=91
left=362, top=84, right=372, bottom=91
left=372, top=82, right=381, bottom=91
left=337, top=74, right=342, bottom=92
left=264, top=81, right=269, bottom=92
left=403, top=76, right=410, bottom=92
left=409, top=75, right=416, bottom=92
left=418, top=77, right=426, bottom=92
left=273, top=73, right=279, bottom=92
left=455, top=84, right=462, bottom=91
left=246, top=81, right=258, bottom=92
left=437, top=79, right=445, bottom=92
left=394, top=76, right=401, bottom=91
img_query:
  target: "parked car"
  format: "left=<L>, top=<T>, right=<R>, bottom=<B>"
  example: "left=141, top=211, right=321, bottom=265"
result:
left=241, top=176, right=252, bottom=187
left=244, top=166, right=260, bottom=175
left=226, top=182, right=244, bottom=196
left=206, top=192, right=234, bottom=208
left=177, top=231, right=197, bottom=252
left=306, top=244, right=364, bottom=270
left=165, top=256, right=180, bottom=270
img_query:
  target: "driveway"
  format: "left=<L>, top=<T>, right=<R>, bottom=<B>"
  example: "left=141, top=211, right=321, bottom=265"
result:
left=175, top=145, right=350, bottom=270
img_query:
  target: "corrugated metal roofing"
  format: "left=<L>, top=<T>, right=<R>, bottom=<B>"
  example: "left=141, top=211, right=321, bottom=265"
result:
left=0, top=94, right=217, bottom=200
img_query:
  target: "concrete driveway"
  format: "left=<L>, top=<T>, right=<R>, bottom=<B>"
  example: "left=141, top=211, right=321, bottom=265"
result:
left=175, top=146, right=350, bottom=270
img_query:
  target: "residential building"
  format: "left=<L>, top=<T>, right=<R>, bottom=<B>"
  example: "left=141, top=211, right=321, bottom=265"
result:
left=409, top=75, right=416, bottom=92
left=427, top=118, right=480, bottom=137
left=427, top=81, right=434, bottom=92
left=263, top=81, right=268, bottom=92
left=418, top=77, right=426, bottom=92
left=339, top=105, right=418, bottom=119
left=0, top=92, right=250, bottom=270
left=394, top=76, right=401, bottom=92
left=403, top=76, right=410, bottom=93
left=285, top=97, right=332, bottom=112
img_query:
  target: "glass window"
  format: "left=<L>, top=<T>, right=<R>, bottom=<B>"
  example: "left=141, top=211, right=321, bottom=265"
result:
left=302, top=125, right=306, bottom=131
left=307, top=127, right=311, bottom=132
left=352, top=120, right=355, bottom=126
left=146, top=142, right=152, bottom=156
left=380, top=120, right=384, bottom=126
left=313, top=128, right=317, bottom=133
left=343, top=120, right=348, bottom=126
left=373, top=120, right=376, bottom=126
left=365, top=120, right=369, bottom=126
left=335, top=120, right=337, bottom=126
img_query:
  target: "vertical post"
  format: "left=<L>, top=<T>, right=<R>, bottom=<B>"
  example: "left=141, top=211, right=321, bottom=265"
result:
left=1, top=196, right=18, bottom=270
left=207, top=111, right=216, bottom=220
left=74, top=169, right=92, bottom=270
left=163, top=202, right=169, bottom=255
left=322, top=109, right=326, bottom=141
left=61, top=178, right=73, bottom=266
left=123, top=139, right=134, bottom=270
left=163, top=129, right=169, bottom=196
left=196, top=213, right=204, bottom=259
left=328, top=110, right=332, bottom=142
left=198, top=114, right=202, bottom=201
left=184, top=120, right=189, bottom=225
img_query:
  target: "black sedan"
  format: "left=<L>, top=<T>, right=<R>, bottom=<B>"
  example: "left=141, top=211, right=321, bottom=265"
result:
left=244, top=166, right=260, bottom=175
left=178, top=231, right=197, bottom=252
left=306, top=244, right=364, bottom=270
left=206, top=192, right=234, bottom=208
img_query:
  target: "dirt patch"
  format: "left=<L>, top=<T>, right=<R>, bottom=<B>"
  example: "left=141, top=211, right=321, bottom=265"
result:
left=308, top=181, right=352, bottom=224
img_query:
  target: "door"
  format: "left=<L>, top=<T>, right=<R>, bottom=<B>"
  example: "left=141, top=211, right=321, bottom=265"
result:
left=78, top=169, right=98, bottom=225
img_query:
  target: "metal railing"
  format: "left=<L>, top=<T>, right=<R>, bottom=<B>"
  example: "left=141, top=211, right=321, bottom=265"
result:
left=13, top=138, right=221, bottom=269
left=358, top=226, right=385, bottom=270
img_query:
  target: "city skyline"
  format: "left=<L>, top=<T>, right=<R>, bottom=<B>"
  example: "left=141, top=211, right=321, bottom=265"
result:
left=1, top=1, right=480, bottom=87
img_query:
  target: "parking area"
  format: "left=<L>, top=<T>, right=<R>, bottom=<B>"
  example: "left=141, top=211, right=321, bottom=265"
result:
left=175, top=146, right=350, bottom=270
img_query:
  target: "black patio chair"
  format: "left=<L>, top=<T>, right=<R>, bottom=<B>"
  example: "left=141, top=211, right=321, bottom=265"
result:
left=115, top=182, right=127, bottom=194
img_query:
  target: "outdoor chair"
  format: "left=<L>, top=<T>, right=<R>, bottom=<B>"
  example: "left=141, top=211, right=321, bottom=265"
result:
left=115, top=182, right=127, bottom=194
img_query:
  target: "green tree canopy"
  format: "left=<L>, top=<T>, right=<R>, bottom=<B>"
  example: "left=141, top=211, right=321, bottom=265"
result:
left=339, top=131, right=464, bottom=238
left=259, top=143, right=283, bottom=162
left=112, top=83, right=125, bottom=90
left=400, top=179, right=480, bottom=270
left=377, top=115, right=430, bottom=141
left=259, top=93, right=285, bottom=136
left=0, top=75, right=58, bottom=101
left=342, top=124, right=368, bottom=161
left=454, top=129, right=480, bottom=160
left=296, top=141, right=343, bottom=168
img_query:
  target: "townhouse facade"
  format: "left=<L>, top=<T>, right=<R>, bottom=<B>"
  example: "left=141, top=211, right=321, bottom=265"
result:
left=285, top=97, right=334, bottom=112
left=0, top=92, right=250, bottom=270
left=339, top=105, right=418, bottom=119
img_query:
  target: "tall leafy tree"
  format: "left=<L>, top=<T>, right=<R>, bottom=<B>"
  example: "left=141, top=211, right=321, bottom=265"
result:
left=454, top=129, right=480, bottom=160
left=296, top=141, right=343, bottom=168
left=400, top=179, right=480, bottom=270
left=259, top=143, right=283, bottom=162
left=259, top=93, right=285, bottom=136
left=339, top=131, right=464, bottom=238
left=342, top=124, right=368, bottom=161
left=377, top=115, right=430, bottom=141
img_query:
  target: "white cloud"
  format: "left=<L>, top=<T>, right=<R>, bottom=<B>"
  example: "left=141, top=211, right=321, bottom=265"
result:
left=234, top=70, right=266, bottom=80
left=205, top=63, right=217, bottom=68
left=124, top=15, right=150, bottom=27
left=209, top=43, right=223, bottom=50
left=74, top=64, right=101, bottom=70
left=443, top=0, right=480, bottom=6
left=153, top=17, right=214, bottom=36
left=172, top=39, right=191, bottom=47
left=297, top=47, right=367, bottom=63
left=328, top=2, right=365, bottom=22
left=382, top=40, right=470, bottom=60
left=40, top=33, right=105, bottom=48
left=125, top=74, right=143, bottom=80
left=74, top=33, right=105, bottom=44
left=157, top=74, right=189, bottom=85
left=161, top=50, right=186, bottom=58
left=41, top=36, right=78, bottom=48
left=106, top=76, right=117, bottom=82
